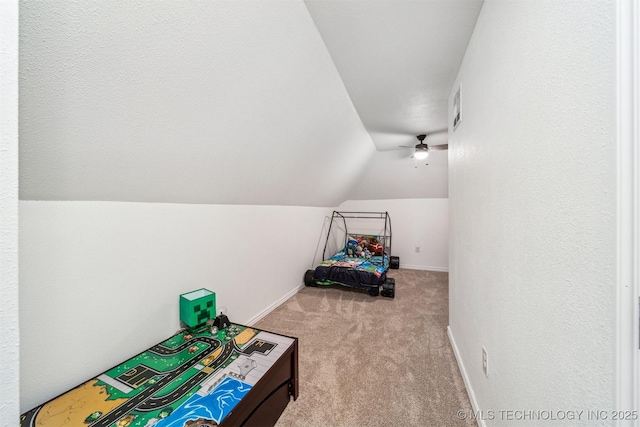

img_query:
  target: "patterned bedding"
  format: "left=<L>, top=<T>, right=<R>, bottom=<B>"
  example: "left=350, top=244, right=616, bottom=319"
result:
left=319, top=251, right=388, bottom=277
left=313, top=250, right=389, bottom=287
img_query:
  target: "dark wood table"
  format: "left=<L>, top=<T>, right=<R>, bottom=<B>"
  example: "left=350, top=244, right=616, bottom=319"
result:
left=20, top=324, right=298, bottom=427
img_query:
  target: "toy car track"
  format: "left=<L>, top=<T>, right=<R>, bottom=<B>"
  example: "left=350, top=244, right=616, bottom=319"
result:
left=20, top=325, right=297, bottom=427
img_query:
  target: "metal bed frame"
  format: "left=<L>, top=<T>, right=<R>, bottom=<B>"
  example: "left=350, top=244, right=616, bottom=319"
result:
left=306, top=210, right=397, bottom=298
left=322, top=211, right=393, bottom=263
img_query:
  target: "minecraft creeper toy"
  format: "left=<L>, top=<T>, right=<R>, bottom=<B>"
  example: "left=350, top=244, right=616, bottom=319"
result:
left=180, top=289, right=216, bottom=328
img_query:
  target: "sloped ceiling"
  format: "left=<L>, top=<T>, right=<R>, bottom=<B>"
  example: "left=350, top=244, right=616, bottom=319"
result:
left=348, top=149, right=448, bottom=200
left=305, top=0, right=482, bottom=200
left=304, top=0, right=484, bottom=151
left=19, top=0, right=375, bottom=206
left=20, top=0, right=483, bottom=205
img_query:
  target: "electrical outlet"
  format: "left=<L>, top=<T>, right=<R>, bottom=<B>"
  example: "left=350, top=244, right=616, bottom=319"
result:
left=415, top=246, right=420, bottom=253
left=482, top=346, right=488, bottom=377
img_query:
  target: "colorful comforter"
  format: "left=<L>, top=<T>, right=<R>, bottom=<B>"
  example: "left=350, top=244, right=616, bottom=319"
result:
left=313, top=250, right=389, bottom=287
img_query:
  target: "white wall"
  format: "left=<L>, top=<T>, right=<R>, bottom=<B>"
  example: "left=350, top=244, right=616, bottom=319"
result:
left=19, top=0, right=374, bottom=207
left=338, top=199, right=448, bottom=271
left=0, top=0, right=19, bottom=424
left=19, top=201, right=331, bottom=412
left=448, top=0, right=616, bottom=424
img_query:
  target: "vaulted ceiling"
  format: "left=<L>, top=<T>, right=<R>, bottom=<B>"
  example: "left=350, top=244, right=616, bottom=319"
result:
left=305, top=0, right=483, bottom=151
left=19, top=0, right=482, bottom=206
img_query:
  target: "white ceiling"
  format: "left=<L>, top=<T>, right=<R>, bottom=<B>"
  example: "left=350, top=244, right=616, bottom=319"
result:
left=349, top=148, right=448, bottom=199
left=19, top=0, right=483, bottom=205
left=19, top=0, right=376, bottom=206
left=305, top=0, right=484, bottom=151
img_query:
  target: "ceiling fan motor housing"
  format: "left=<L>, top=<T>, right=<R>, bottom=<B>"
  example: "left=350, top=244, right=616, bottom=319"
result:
left=397, top=134, right=447, bottom=162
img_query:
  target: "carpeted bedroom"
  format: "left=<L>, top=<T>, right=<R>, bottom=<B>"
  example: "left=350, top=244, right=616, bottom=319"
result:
left=256, top=269, right=474, bottom=427
left=6, top=0, right=630, bottom=425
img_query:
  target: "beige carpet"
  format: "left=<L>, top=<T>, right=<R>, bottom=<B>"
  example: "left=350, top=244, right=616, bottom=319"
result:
left=254, top=269, right=475, bottom=427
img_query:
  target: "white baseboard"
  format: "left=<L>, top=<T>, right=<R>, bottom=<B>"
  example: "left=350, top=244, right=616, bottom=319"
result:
left=448, top=326, right=484, bottom=427
left=246, top=283, right=305, bottom=326
left=400, top=264, right=449, bottom=272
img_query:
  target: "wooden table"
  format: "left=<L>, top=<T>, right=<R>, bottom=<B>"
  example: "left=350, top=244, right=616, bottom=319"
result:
left=20, top=324, right=298, bottom=427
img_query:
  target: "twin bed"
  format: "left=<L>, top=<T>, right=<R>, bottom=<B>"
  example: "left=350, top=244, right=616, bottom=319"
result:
left=304, top=211, right=399, bottom=297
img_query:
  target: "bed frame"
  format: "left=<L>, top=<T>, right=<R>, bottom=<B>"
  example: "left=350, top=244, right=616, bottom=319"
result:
left=305, top=211, right=399, bottom=297
left=321, top=211, right=393, bottom=261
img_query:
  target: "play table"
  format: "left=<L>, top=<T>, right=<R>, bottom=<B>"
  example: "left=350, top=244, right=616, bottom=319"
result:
left=20, top=324, right=298, bottom=427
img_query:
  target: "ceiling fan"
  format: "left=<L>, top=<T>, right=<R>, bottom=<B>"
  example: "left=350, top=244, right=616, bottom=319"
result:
left=398, top=134, right=448, bottom=166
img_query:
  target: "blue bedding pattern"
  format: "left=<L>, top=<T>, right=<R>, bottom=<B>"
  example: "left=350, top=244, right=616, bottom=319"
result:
left=314, top=251, right=389, bottom=287
left=320, top=251, right=388, bottom=277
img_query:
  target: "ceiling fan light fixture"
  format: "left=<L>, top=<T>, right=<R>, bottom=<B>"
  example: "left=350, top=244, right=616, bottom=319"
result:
left=414, top=149, right=429, bottom=160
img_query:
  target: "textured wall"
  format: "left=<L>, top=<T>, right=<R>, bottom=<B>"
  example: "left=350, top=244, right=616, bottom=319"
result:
left=19, top=0, right=374, bottom=206
left=338, top=199, right=449, bottom=271
left=0, top=0, right=19, bottom=425
left=19, top=201, right=332, bottom=411
left=447, top=0, right=616, bottom=424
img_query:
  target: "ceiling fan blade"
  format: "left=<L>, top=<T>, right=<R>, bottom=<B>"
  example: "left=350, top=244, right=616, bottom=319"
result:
left=429, top=144, right=448, bottom=151
left=398, top=145, right=416, bottom=148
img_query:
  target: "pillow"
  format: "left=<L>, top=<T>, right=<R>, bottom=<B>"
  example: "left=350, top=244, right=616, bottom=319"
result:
left=345, top=234, right=385, bottom=258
